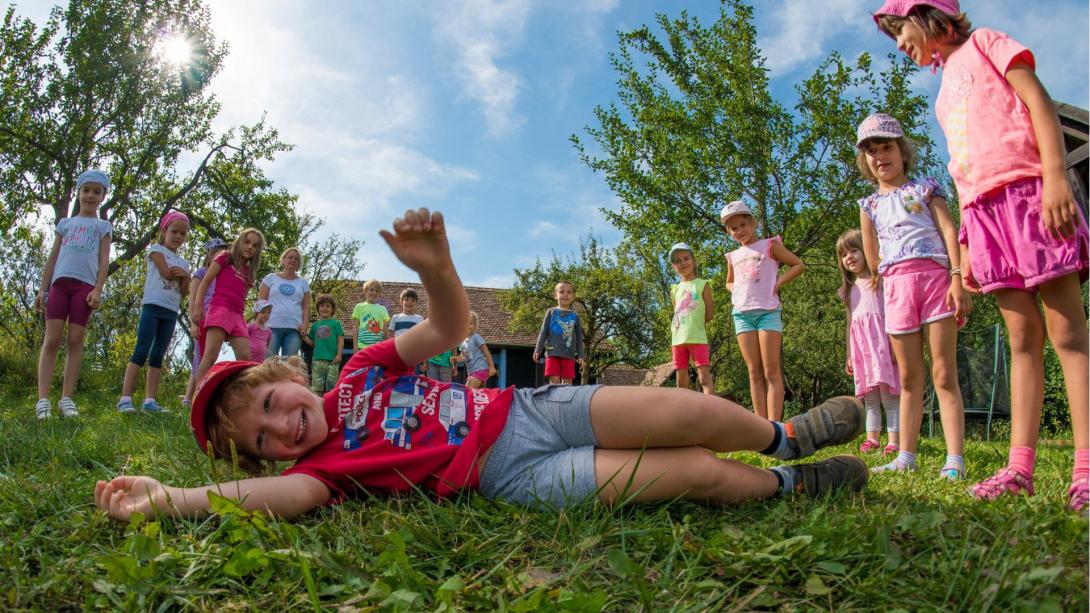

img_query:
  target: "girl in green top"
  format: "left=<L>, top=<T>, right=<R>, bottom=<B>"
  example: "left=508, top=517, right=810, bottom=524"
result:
left=669, top=243, right=715, bottom=394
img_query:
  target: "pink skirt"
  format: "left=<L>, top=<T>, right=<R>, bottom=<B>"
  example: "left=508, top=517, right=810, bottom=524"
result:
left=960, top=176, right=1089, bottom=293
left=850, top=312, right=901, bottom=396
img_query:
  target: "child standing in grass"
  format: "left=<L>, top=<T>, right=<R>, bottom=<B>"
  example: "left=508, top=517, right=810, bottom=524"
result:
left=117, top=211, right=191, bottom=414
left=453, top=311, right=496, bottom=388
left=94, top=208, right=869, bottom=521
left=191, top=228, right=265, bottom=384
left=873, top=0, right=1089, bottom=508
left=247, top=301, right=273, bottom=363
left=722, top=201, right=805, bottom=420
left=34, top=170, right=113, bottom=419
left=668, top=243, right=714, bottom=395
left=182, top=238, right=229, bottom=409
left=855, top=112, right=969, bottom=480
left=533, top=281, right=585, bottom=385
left=302, top=294, right=344, bottom=394
left=837, top=229, right=900, bottom=455
left=350, top=280, right=389, bottom=351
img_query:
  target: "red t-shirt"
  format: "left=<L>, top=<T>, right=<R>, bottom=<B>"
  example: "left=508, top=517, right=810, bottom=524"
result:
left=282, top=339, right=515, bottom=500
left=210, top=251, right=252, bottom=313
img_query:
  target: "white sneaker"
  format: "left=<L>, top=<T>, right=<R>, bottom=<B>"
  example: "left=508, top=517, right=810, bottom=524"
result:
left=58, top=396, right=79, bottom=418
left=35, top=398, right=52, bottom=419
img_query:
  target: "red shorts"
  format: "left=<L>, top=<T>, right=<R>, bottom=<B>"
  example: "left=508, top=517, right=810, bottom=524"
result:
left=204, top=305, right=249, bottom=338
left=45, top=277, right=95, bottom=326
left=544, top=356, right=576, bottom=380
left=672, top=343, right=710, bottom=370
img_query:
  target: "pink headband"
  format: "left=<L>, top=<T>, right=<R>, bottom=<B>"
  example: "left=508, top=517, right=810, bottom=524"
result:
left=160, top=210, right=190, bottom=233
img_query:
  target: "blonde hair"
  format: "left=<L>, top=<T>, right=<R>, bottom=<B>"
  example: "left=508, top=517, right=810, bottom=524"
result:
left=469, top=311, right=479, bottom=327
left=835, top=229, right=867, bottom=314
left=280, top=246, right=304, bottom=268
left=228, top=228, right=266, bottom=286
left=877, top=7, right=972, bottom=46
left=206, top=356, right=309, bottom=474
left=362, top=279, right=383, bottom=294
left=856, top=136, right=917, bottom=183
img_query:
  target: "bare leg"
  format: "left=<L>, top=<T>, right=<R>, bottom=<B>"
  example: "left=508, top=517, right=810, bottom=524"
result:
left=548, top=375, right=562, bottom=384
left=228, top=336, right=251, bottom=362
left=37, top=319, right=66, bottom=398
left=61, top=324, right=87, bottom=398
left=994, top=289, right=1046, bottom=449
left=759, top=331, right=785, bottom=421
left=1039, top=273, right=1090, bottom=450
left=122, top=362, right=141, bottom=397
left=695, top=365, right=714, bottom=395
left=675, top=365, right=691, bottom=390
left=595, top=447, right=778, bottom=505
left=737, top=331, right=767, bottom=418
left=588, top=386, right=776, bottom=452
left=924, top=318, right=964, bottom=456
left=145, top=367, right=162, bottom=400
left=194, top=327, right=227, bottom=386
left=889, top=332, right=926, bottom=454
left=466, top=377, right=484, bottom=388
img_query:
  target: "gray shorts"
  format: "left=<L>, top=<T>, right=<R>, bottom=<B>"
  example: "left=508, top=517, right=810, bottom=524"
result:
left=479, top=384, right=602, bottom=507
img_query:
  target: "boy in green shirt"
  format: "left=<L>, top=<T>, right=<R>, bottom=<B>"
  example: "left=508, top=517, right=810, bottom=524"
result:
left=350, top=279, right=389, bottom=350
left=302, top=294, right=345, bottom=393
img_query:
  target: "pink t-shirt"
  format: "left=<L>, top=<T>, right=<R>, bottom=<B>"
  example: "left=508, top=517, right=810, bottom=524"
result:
left=247, top=323, right=271, bottom=360
left=935, top=28, right=1040, bottom=204
left=728, top=236, right=782, bottom=312
left=282, top=339, right=515, bottom=501
left=209, top=251, right=252, bottom=314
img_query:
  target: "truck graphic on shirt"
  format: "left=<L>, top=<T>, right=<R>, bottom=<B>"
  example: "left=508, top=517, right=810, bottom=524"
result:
left=380, top=377, right=427, bottom=449
left=438, top=387, right=471, bottom=445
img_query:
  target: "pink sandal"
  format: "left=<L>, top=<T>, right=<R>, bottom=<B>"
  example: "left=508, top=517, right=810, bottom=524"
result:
left=1068, top=478, right=1088, bottom=513
left=882, top=443, right=899, bottom=456
left=858, top=439, right=881, bottom=454
left=968, top=468, right=1034, bottom=501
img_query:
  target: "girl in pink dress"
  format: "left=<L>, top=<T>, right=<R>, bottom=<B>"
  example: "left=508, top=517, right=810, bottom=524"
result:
left=873, top=0, right=1089, bottom=510
left=837, top=229, right=900, bottom=456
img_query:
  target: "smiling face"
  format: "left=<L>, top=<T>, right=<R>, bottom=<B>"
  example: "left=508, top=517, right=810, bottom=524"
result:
left=554, top=282, right=574, bottom=308
left=671, top=250, right=695, bottom=279
left=240, top=232, right=261, bottom=260
left=863, top=140, right=907, bottom=188
left=840, top=246, right=867, bottom=276
left=318, top=302, right=334, bottom=319
left=163, top=220, right=189, bottom=251
left=77, top=183, right=107, bottom=216
left=725, top=214, right=757, bottom=245
left=363, top=286, right=381, bottom=303
left=892, top=19, right=934, bottom=67
left=400, top=295, right=418, bottom=314
left=231, top=377, right=328, bottom=461
left=281, top=249, right=301, bottom=273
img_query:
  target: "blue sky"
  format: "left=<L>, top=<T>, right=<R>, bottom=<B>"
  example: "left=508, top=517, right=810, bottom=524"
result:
left=13, top=0, right=1090, bottom=286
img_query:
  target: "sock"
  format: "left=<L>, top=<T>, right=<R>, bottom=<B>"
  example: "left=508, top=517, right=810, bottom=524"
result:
left=120, top=395, right=132, bottom=404
left=760, top=422, right=791, bottom=459
left=942, top=454, right=965, bottom=473
left=1074, top=449, right=1089, bottom=482
left=143, top=397, right=155, bottom=405
left=1008, top=447, right=1036, bottom=477
left=879, top=450, right=917, bottom=471
left=770, top=465, right=798, bottom=497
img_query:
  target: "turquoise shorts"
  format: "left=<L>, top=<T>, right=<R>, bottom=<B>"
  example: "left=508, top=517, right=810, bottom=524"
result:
left=732, top=308, right=783, bottom=334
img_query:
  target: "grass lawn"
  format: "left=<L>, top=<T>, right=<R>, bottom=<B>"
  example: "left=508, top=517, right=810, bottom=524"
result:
left=1, top=383, right=1086, bottom=611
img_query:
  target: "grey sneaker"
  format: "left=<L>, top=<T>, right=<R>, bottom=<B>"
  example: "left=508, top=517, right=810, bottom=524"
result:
left=117, top=398, right=136, bottom=414
left=784, top=396, right=864, bottom=459
left=142, top=399, right=167, bottom=414
left=58, top=397, right=78, bottom=418
left=35, top=398, right=52, bottom=420
left=780, top=455, right=869, bottom=497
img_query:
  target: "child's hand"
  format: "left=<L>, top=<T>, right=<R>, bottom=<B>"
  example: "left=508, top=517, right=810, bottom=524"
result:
left=578, top=357, right=585, bottom=367
left=947, top=281, right=972, bottom=320
left=532, top=352, right=540, bottom=363
left=86, top=288, right=102, bottom=309
left=844, top=360, right=853, bottom=376
left=488, top=366, right=497, bottom=377
left=34, top=290, right=46, bottom=314
left=334, top=353, right=341, bottom=364
left=379, top=208, right=453, bottom=275
left=95, top=476, right=170, bottom=521
left=192, top=308, right=204, bottom=324
left=170, top=266, right=187, bottom=280
left=1041, top=175, right=1079, bottom=238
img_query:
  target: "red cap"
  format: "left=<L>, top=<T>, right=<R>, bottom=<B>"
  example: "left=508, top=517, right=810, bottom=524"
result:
left=190, top=360, right=260, bottom=453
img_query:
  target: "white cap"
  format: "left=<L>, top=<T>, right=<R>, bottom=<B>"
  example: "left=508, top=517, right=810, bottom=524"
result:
left=667, top=242, right=693, bottom=261
left=251, top=299, right=273, bottom=316
left=720, top=200, right=752, bottom=222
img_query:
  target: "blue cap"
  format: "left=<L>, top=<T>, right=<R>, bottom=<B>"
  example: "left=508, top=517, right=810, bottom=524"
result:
left=76, top=169, right=111, bottom=192
left=203, top=237, right=229, bottom=252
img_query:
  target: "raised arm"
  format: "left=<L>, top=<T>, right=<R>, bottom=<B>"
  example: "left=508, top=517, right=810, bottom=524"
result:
left=380, top=209, right=469, bottom=366
left=94, top=472, right=330, bottom=521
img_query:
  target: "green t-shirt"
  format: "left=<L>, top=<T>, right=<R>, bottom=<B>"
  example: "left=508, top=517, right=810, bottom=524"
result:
left=309, top=318, right=345, bottom=361
left=351, top=302, right=389, bottom=348
left=427, top=349, right=454, bottom=367
left=670, top=278, right=709, bottom=345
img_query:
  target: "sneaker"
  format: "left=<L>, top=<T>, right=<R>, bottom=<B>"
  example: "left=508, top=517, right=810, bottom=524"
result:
left=779, top=455, right=868, bottom=497
left=783, top=396, right=864, bottom=459
left=1068, top=478, right=1088, bottom=513
left=882, top=443, right=900, bottom=456
left=58, top=397, right=79, bottom=418
left=939, top=465, right=963, bottom=481
left=35, top=398, right=52, bottom=420
left=142, top=399, right=168, bottom=414
left=117, top=398, right=136, bottom=414
left=968, top=467, right=1034, bottom=501
left=859, top=439, right=881, bottom=453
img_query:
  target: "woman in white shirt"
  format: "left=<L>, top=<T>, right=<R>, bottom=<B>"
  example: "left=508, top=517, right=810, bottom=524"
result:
left=258, top=246, right=311, bottom=358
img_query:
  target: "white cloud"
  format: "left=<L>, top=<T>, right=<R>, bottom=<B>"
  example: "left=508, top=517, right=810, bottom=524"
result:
left=758, top=0, right=872, bottom=74
left=529, top=220, right=559, bottom=237
left=468, top=273, right=515, bottom=288
left=434, top=0, right=532, bottom=136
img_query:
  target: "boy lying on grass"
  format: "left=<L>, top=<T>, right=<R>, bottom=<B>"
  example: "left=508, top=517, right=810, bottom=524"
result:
left=95, top=209, right=868, bottom=521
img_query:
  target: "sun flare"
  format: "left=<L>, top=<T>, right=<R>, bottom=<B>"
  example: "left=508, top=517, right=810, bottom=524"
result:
left=155, top=34, right=192, bottom=66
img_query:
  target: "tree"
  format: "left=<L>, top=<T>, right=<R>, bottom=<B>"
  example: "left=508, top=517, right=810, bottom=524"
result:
left=572, top=1, right=953, bottom=406
left=500, top=237, right=663, bottom=383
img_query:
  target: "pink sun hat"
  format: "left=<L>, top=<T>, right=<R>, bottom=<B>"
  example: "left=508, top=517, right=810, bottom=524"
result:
left=873, top=0, right=960, bottom=28
left=856, top=113, right=904, bottom=148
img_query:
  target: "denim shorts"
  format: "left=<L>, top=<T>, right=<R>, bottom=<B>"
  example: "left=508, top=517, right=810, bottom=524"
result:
left=732, top=308, right=783, bottom=334
left=478, top=384, right=602, bottom=507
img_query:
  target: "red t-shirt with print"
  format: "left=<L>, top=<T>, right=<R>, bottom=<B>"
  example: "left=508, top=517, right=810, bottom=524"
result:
left=282, top=339, right=514, bottom=500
